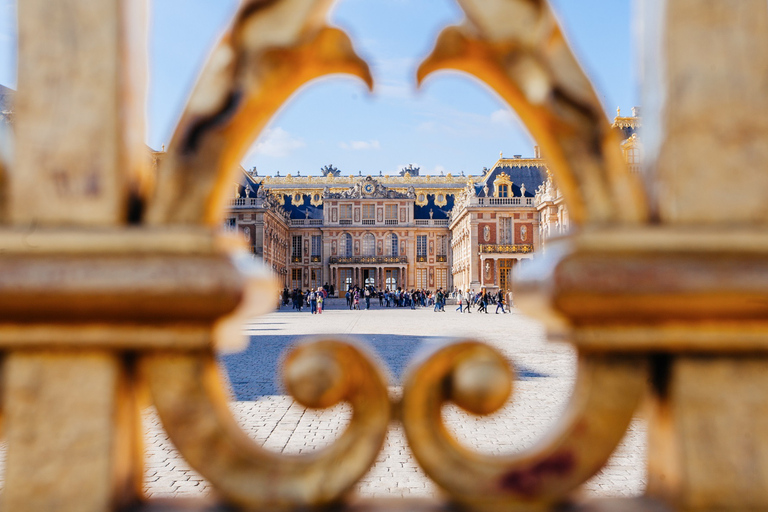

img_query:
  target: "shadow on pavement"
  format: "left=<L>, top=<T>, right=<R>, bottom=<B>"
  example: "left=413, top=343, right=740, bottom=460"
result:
left=220, top=334, right=548, bottom=400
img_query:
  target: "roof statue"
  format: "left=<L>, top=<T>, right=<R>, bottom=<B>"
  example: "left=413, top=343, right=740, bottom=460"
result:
left=399, top=164, right=420, bottom=177
left=320, top=165, right=341, bottom=177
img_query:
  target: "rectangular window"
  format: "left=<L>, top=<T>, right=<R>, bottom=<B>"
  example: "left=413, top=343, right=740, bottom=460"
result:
left=310, top=269, right=319, bottom=290
left=311, top=235, right=321, bottom=261
left=292, top=235, right=302, bottom=262
left=385, top=204, right=397, bottom=219
left=339, top=204, right=352, bottom=220
left=416, top=268, right=427, bottom=289
left=417, top=235, right=427, bottom=261
left=363, top=204, right=375, bottom=220
left=436, top=268, right=447, bottom=290
left=436, top=235, right=447, bottom=261
left=501, top=218, right=513, bottom=245
left=291, top=268, right=302, bottom=290
left=339, top=268, right=353, bottom=292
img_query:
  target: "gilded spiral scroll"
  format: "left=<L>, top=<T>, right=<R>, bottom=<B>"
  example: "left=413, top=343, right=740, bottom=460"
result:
left=146, top=0, right=373, bottom=225
left=400, top=340, right=645, bottom=510
left=417, top=0, right=648, bottom=225
left=142, top=338, right=390, bottom=510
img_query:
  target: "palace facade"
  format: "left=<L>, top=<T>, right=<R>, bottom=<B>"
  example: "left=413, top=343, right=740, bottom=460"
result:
left=227, top=109, right=640, bottom=295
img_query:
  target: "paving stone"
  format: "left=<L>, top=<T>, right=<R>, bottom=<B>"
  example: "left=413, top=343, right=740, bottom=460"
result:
left=0, top=301, right=647, bottom=501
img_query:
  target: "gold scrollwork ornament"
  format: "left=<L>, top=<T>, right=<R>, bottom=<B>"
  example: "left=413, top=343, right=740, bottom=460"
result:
left=400, top=340, right=645, bottom=510
left=143, top=338, right=390, bottom=510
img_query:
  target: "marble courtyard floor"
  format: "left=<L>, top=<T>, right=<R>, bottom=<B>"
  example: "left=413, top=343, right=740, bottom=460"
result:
left=142, top=299, right=646, bottom=500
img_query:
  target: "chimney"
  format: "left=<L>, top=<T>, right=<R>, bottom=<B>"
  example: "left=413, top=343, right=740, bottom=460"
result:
left=513, top=155, right=522, bottom=159
left=534, top=145, right=541, bottom=158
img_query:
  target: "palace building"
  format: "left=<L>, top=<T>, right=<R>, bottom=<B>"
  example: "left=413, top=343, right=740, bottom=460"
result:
left=227, top=109, right=640, bottom=296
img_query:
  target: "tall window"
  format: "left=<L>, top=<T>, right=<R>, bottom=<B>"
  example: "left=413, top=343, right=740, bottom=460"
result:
left=291, top=268, right=302, bottom=290
left=389, top=233, right=399, bottom=256
left=385, top=269, right=398, bottom=289
left=339, top=268, right=353, bottom=291
left=416, top=268, right=427, bottom=289
left=498, top=184, right=509, bottom=197
left=626, top=147, right=640, bottom=164
left=341, top=233, right=352, bottom=257
left=292, top=235, right=302, bottom=261
left=363, top=233, right=375, bottom=256
left=385, top=204, right=397, bottom=219
left=500, top=218, right=513, bottom=245
left=363, top=204, right=375, bottom=221
left=310, top=269, right=319, bottom=290
left=436, top=268, right=447, bottom=289
left=417, top=235, right=427, bottom=261
left=437, top=236, right=447, bottom=256
left=340, top=204, right=352, bottom=221
left=311, top=235, right=321, bottom=261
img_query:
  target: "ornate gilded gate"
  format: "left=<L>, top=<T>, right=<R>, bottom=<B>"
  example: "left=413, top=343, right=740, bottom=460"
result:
left=1, top=1, right=767, bottom=511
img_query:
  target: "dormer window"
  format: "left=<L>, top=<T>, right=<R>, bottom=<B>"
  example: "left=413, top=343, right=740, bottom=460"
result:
left=498, top=185, right=509, bottom=198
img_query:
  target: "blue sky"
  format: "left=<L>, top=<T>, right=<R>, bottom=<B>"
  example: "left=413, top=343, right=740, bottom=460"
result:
left=0, top=0, right=638, bottom=176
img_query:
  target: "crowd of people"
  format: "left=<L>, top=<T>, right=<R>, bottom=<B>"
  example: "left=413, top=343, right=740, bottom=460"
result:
left=279, top=284, right=511, bottom=314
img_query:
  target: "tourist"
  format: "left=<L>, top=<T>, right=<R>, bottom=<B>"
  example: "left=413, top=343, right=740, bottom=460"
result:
left=309, top=288, right=317, bottom=314
left=456, top=289, right=464, bottom=312
left=464, top=289, right=472, bottom=313
left=495, top=289, right=507, bottom=314
left=317, top=287, right=324, bottom=314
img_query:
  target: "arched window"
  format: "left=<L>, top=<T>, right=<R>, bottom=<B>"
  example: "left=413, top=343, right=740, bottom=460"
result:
left=342, top=233, right=352, bottom=257
left=363, top=233, right=375, bottom=256
left=390, top=233, right=399, bottom=256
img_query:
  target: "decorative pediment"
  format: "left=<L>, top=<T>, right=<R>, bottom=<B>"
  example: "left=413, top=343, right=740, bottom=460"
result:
left=322, top=176, right=415, bottom=200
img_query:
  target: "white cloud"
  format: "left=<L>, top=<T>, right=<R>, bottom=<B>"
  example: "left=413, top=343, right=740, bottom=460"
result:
left=250, top=127, right=305, bottom=158
left=490, top=109, right=516, bottom=125
left=339, top=139, right=381, bottom=151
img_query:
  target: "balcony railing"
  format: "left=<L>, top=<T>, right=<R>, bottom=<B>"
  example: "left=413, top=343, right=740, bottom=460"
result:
left=291, top=219, right=323, bottom=226
left=362, top=219, right=375, bottom=225
left=473, top=197, right=534, bottom=207
left=436, top=255, right=447, bottom=262
left=329, top=256, right=408, bottom=264
left=229, top=198, right=259, bottom=207
left=339, top=219, right=352, bottom=225
left=310, top=255, right=321, bottom=262
left=384, top=219, right=398, bottom=225
left=479, top=244, right=534, bottom=254
left=416, top=255, right=427, bottom=262
left=291, top=255, right=302, bottom=262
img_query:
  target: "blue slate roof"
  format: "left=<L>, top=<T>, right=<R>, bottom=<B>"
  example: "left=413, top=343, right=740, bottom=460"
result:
left=414, top=194, right=455, bottom=219
left=476, top=164, right=546, bottom=197
left=284, top=195, right=324, bottom=220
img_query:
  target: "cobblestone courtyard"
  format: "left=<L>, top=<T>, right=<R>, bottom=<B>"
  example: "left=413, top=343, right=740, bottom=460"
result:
left=143, top=299, right=646, bottom=500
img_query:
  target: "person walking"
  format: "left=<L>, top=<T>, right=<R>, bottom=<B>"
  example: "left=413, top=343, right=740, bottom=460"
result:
left=495, top=290, right=507, bottom=314
left=456, top=289, right=464, bottom=312
left=317, top=287, right=324, bottom=314
left=365, top=287, right=371, bottom=310
left=464, top=289, right=472, bottom=313
left=309, top=289, right=317, bottom=314
left=477, top=289, right=488, bottom=313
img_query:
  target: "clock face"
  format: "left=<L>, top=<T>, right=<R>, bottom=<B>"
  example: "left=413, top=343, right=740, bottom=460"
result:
left=363, top=183, right=374, bottom=194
